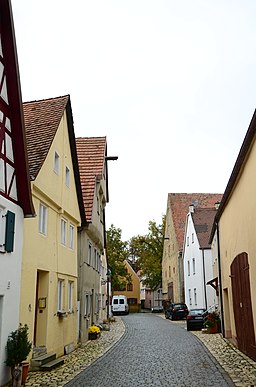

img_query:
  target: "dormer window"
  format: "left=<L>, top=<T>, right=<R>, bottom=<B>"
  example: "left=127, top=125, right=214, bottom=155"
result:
left=54, top=151, right=60, bottom=174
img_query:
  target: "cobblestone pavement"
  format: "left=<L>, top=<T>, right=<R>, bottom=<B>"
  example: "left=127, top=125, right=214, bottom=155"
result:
left=21, top=313, right=256, bottom=387
left=65, top=313, right=234, bottom=387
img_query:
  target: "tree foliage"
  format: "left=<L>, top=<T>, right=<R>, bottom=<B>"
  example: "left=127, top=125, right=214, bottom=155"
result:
left=128, top=216, right=165, bottom=289
left=106, top=224, right=131, bottom=291
left=5, top=324, right=32, bottom=368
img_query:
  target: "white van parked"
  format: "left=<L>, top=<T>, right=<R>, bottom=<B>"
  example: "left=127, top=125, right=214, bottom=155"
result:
left=112, top=295, right=129, bottom=315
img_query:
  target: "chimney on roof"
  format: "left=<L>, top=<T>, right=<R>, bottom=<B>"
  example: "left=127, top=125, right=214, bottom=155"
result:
left=189, top=204, right=194, bottom=213
left=214, top=202, right=220, bottom=210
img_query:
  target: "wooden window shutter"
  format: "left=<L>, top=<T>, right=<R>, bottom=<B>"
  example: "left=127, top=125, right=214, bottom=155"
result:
left=5, top=210, right=15, bottom=252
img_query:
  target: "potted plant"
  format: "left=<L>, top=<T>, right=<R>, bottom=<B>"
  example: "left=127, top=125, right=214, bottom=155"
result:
left=88, top=325, right=101, bottom=340
left=5, top=324, right=32, bottom=386
left=204, top=311, right=221, bottom=333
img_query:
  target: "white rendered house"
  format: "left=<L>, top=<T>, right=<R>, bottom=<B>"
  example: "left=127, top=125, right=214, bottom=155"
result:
left=0, top=1, right=34, bottom=384
left=183, top=205, right=218, bottom=311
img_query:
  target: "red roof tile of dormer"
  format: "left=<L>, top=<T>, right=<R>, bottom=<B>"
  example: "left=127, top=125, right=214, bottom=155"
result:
left=191, top=207, right=217, bottom=249
left=168, top=193, right=222, bottom=251
left=23, top=95, right=69, bottom=180
left=76, top=137, right=106, bottom=223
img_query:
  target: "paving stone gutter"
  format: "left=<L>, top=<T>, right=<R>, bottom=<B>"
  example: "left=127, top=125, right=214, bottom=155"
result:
left=5, top=315, right=256, bottom=387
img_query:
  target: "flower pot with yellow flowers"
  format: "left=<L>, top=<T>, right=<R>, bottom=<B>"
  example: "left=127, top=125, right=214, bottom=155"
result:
left=88, top=325, right=101, bottom=340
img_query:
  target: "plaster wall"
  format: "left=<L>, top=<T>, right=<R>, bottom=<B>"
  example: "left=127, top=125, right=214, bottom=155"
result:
left=219, top=137, right=256, bottom=340
left=162, top=202, right=180, bottom=302
left=20, top=114, right=80, bottom=357
left=184, top=214, right=215, bottom=310
left=0, top=197, right=24, bottom=386
left=77, top=228, right=101, bottom=343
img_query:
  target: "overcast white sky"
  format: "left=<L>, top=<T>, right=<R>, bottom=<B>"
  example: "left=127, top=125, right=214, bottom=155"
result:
left=11, top=0, right=256, bottom=241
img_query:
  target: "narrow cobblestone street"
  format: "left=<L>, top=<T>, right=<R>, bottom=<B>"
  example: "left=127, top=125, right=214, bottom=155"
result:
left=23, top=313, right=256, bottom=387
left=65, top=313, right=234, bottom=387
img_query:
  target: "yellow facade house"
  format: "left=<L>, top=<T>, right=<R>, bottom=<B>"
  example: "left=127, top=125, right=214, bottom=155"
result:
left=113, top=260, right=141, bottom=312
left=210, top=110, right=256, bottom=361
left=19, top=96, right=86, bottom=364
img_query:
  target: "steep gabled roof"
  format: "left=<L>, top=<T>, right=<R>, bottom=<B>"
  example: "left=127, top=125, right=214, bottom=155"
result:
left=168, top=193, right=222, bottom=251
left=23, top=95, right=69, bottom=180
left=192, top=207, right=217, bottom=249
left=76, top=137, right=107, bottom=223
left=23, top=95, right=86, bottom=225
left=210, top=110, right=256, bottom=236
left=0, top=0, right=34, bottom=216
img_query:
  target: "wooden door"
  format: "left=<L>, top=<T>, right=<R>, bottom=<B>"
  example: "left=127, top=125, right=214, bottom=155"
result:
left=231, top=252, right=256, bottom=360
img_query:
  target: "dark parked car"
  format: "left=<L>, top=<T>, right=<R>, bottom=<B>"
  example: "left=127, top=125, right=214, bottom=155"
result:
left=151, top=306, right=164, bottom=313
left=165, top=303, right=188, bottom=320
left=186, top=308, right=207, bottom=331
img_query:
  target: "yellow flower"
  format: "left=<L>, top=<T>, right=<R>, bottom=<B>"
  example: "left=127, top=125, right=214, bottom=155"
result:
left=88, top=325, right=100, bottom=334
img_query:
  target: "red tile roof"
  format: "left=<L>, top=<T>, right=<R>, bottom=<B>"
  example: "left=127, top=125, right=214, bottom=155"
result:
left=191, top=207, right=217, bottom=249
left=23, top=95, right=86, bottom=225
left=76, top=137, right=106, bottom=223
left=168, top=193, right=222, bottom=251
left=211, top=110, right=256, bottom=236
left=23, top=95, right=69, bottom=180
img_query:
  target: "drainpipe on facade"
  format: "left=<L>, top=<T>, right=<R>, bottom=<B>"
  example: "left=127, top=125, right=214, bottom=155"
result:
left=216, top=221, right=225, bottom=337
left=202, top=249, right=207, bottom=310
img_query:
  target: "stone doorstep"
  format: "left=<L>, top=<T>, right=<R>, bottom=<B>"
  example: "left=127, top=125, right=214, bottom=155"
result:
left=32, top=346, right=47, bottom=358
left=30, top=352, right=57, bottom=371
left=40, top=357, right=65, bottom=371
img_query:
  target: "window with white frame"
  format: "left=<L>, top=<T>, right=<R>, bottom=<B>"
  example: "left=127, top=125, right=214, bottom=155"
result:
left=187, top=260, right=190, bottom=276
left=192, top=258, right=195, bottom=274
left=88, top=243, right=92, bottom=266
left=57, top=279, right=64, bottom=312
left=61, top=218, right=67, bottom=245
left=65, top=166, right=70, bottom=187
left=54, top=151, right=60, bottom=174
left=68, top=281, right=73, bottom=312
left=84, top=292, right=90, bottom=317
left=69, top=224, right=74, bottom=249
left=194, top=288, right=197, bottom=305
left=39, top=203, right=47, bottom=235
left=192, top=233, right=194, bottom=243
left=187, top=236, right=189, bottom=246
left=188, top=289, right=192, bottom=305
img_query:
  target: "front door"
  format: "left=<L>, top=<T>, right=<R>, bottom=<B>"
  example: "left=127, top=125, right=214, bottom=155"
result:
left=231, top=252, right=256, bottom=360
left=34, top=270, right=49, bottom=347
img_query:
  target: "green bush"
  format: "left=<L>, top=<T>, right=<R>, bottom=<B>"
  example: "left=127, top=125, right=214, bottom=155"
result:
left=5, top=324, right=32, bottom=367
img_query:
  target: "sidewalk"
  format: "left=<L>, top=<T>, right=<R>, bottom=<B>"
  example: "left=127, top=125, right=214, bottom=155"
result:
left=192, top=330, right=256, bottom=387
left=24, top=318, right=125, bottom=387
left=11, top=315, right=256, bottom=387
left=163, top=316, right=256, bottom=387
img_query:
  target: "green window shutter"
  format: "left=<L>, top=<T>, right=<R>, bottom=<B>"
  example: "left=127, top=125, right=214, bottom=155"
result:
left=5, top=211, right=15, bottom=252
